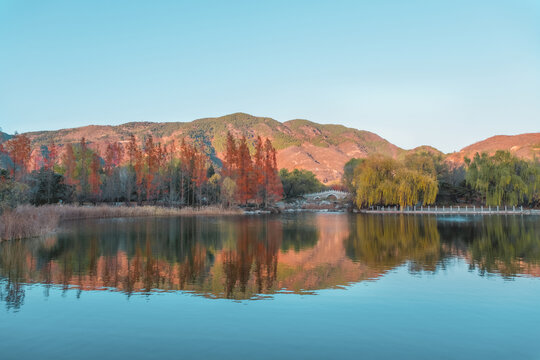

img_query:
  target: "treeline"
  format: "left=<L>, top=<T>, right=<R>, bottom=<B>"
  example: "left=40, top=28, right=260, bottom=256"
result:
left=0, top=132, right=295, bottom=211
left=344, top=150, right=540, bottom=209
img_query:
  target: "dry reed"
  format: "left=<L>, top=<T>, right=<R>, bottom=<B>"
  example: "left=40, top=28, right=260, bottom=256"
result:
left=0, top=204, right=242, bottom=241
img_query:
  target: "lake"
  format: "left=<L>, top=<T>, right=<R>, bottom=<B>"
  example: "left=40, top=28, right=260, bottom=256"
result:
left=1, top=213, right=540, bottom=359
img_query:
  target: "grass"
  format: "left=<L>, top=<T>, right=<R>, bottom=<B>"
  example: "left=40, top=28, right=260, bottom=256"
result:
left=0, top=204, right=243, bottom=241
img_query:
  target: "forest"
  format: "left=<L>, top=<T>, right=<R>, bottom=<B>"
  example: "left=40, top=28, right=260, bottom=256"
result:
left=0, top=132, right=328, bottom=214
left=2, top=131, right=539, bottom=216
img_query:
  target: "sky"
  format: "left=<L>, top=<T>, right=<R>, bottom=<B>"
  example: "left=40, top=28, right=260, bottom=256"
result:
left=0, top=0, right=539, bottom=153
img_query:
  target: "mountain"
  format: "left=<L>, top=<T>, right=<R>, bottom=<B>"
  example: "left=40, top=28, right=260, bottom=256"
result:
left=0, top=131, right=12, bottom=144
left=9, top=114, right=540, bottom=182
left=446, top=133, right=540, bottom=166
left=22, top=113, right=403, bottom=183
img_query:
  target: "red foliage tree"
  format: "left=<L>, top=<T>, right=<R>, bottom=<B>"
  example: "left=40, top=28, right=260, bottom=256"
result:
left=145, top=135, right=159, bottom=201
left=45, top=141, right=58, bottom=170
left=263, top=138, right=283, bottom=205
left=89, top=153, right=102, bottom=199
left=223, top=132, right=237, bottom=179
left=104, top=142, right=123, bottom=175
left=180, top=139, right=209, bottom=205
left=127, top=134, right=138, bottom=166
left=253, top=136, right=265, bottom=204
left=78, top=137, right=90, bottom=197
left=236, top=136, right=253, bottom=204
left=4, top=134, right=31, bottom=178
left=133, top=142, right=144, bottom=204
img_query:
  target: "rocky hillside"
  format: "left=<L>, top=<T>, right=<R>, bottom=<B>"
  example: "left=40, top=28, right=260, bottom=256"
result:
left=7, top=114, right=539, bottom=183
left=21, top=113, right=403, bottom=183
left=0, top=131, right=11, bottom=144
left=446, top=133, right=540, bottom=166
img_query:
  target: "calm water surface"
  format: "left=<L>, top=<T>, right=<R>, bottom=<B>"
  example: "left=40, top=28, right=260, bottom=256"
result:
left=1, top=213, right=540, bottom=359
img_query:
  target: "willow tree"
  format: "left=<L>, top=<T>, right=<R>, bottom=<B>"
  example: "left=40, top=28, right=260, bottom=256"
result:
left=465, top=151, right=540, bottom=206
left=352, top=156, right=438, bottom=209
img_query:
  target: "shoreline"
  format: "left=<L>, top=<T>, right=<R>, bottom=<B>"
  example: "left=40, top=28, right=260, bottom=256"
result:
left=3, top=204, right=539, bottom=242
left=0, top=204, right=243, bottom=242
left=357, top=208, right=540, bottom=216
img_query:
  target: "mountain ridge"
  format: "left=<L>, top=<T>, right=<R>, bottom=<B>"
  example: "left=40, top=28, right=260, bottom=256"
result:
left=3, top=113, right=539, bottom=183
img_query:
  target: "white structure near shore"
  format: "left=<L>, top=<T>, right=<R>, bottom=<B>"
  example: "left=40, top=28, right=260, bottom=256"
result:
left=359, top=205, right=540, bottom=215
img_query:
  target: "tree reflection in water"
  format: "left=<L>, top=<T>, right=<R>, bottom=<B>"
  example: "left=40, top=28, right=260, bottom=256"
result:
left=1, top=213, right=540, bottom=309
left=345, top=215, right=442, bottom=273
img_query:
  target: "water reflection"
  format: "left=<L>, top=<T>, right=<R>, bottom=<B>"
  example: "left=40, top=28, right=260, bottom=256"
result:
left=1, top=213, right=540, bottom=309
left=345, top=215, right=442, bottom=273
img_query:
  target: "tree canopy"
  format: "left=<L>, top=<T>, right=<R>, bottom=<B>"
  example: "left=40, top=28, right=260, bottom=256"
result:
left=465, top=151, right=540, bottom=206
left=352, top=155, right=438, bottom=208
left=279, top=168, right=325, bottom=199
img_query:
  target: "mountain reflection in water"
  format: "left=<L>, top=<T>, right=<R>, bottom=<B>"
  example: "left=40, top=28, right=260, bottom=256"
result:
left=1, top=213, right=540, bottom=310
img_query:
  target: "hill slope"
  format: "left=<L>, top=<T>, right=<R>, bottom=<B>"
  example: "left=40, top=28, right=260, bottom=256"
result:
left=22, top=113, right=403, bottom=183
left=11, top=114, right=539, bottom=183
left=446, top=133, right=540, bottom=166
left=0, top=131, right=11, bottom=144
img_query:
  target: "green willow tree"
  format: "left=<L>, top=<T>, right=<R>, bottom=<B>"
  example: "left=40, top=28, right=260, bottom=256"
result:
left=279, top=168, right=325, bottom=199
left=352, top=156, right=438, bottom=209
left=465, top=151, right=540, bottom=206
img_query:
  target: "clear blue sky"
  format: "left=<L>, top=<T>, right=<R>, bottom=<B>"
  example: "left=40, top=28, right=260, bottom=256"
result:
left=1, top=0, right=539, bottom=153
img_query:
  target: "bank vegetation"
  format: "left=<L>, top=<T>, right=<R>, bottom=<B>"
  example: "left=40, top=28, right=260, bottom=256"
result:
left=343, top=150, right=540, bottom=210
left=0, top=132, right=329, bottom=241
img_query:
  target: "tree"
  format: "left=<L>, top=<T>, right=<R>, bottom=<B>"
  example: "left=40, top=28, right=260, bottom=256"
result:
left=127, top=134, right=138, bottom=166
left=207, top=173, right=221, bottom=204
left=465, top=151, right=540, bottom=206
left=0, top=169, right=28, bottom=212
left=144, top=135, right=158, bottom=201
left=253, top=136, right=265, bottom=204
left=77, top=137, right=90, bottom=201
left=104, top=142, right=123, bottom=175
left=342, top=158, right=364, bottom=194
left=193, top=146, right=208, bottom=205
left=3, top=134, right=31, bottom=179
left=89, top=153, right=102, bottom=201
left=235, top=136, right=253, bottom=204
left=44, top=141, right=58, bottom=171
left=221, top=176, right=237, bottom=207
left=125, top=134, right=140, bottom=203
left=223, top=132, right=237, bottom=179
left=263, top=138, right=282, bottom=205
left=62, top=143, right=77, bottom=187
left=279, top=168, right=325, bottom=199
left=134, top=142, right=145, bottom=204
left=403, top=151, right=470, bottom=204
left=352, top=155, right=438, bottom=209
left=28, top=168, right=71, bottom=205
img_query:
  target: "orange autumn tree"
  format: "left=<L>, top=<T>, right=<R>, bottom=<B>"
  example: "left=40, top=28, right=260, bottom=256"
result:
left=180, top=138, right=194, bottom=204
left=89, top=153, right=101, bottom=200
left=4, top=134, right=31, bottom=179
left=253, top=136, right=265, bottom=205
left=127, top=134, right=138, bottom=166
left=193, top=146, right=208, bottom=205
left=144, top=135, right=159, bottom=201
left=44, top=141, right=58, bottom=171
left=0, top=131, right=281, bottom=207
left=179, top=139, right=209, bottom=205
left=222, top=134, right=282, bottom=206
left=134, top=143, right=145, bottom=204
left=236, top=136, right=254, bottom=204
left=263, top=138, right=283, bottom=206
left=78, top=137, right=90, bottom=199
left=104, top=142, right=123, bottom=176
left=223, top=132, right=238, bottom=179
